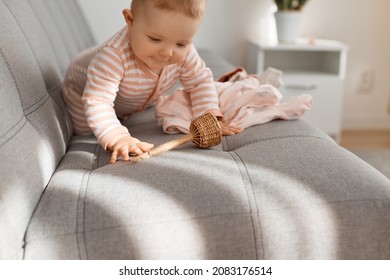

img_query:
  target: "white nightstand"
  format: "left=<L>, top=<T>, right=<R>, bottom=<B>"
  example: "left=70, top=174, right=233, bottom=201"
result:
left=245, top=38, right=348, bottom=141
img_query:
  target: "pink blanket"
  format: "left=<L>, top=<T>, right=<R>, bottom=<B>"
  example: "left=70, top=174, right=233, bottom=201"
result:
left=155, top=67, right=313, bottom=134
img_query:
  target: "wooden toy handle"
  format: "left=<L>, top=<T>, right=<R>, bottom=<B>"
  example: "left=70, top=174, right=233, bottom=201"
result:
left=129, top=134, right=193, bottom=162
left=147, top=134, right=193, bottom=156
left=129, top=113, right=222, bottom=162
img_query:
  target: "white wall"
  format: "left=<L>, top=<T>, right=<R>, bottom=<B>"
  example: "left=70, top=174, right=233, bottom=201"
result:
left=299, top=0, right=390, bottom=129
left=193, top=0, right=277, bottom=66
left=76, top=0, right=276, bottom=66
left=77, top=0, right=390, bottom=130
left=76, top=0, right=129, bottom=43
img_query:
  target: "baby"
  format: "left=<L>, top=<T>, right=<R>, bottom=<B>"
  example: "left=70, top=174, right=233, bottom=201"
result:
left=63, top=0, right=241, bottom=163
left=63, top=0, right=312, bottom=164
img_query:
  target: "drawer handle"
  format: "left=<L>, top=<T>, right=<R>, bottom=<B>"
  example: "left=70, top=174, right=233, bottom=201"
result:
left=285, top=84, right=318, bottom=91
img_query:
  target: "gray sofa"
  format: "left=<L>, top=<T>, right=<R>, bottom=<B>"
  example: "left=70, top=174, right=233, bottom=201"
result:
left=1, top=0, right=390, bottom=260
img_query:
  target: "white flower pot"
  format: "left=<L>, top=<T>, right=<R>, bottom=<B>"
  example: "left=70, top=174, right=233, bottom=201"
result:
left=274, top=11, right=303, bottom=43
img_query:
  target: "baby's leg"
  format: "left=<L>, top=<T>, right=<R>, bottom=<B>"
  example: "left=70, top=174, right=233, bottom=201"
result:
left=63, top=85, right=92, bottom=135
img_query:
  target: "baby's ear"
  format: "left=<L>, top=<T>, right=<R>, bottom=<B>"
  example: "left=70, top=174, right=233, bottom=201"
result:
left=122, top=9, right=134, bottom=25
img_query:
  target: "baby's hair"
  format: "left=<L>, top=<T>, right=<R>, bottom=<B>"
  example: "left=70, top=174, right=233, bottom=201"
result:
left=131, top=0, right=206, bottom=19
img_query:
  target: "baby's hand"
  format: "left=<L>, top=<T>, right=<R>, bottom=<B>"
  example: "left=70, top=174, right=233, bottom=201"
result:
left=109, top=136, right=154, bottom=163
left=219, top=121, right=243, bottom=136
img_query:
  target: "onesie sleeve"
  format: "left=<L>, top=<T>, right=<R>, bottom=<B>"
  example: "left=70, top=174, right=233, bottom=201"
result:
left=179, top=45, right=222, bottom=119
left=82, top=46, right=130, bottom=150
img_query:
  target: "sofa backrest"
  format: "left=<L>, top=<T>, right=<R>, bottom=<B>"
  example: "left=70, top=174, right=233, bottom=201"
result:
left=0, top=0, right=95, bottom=259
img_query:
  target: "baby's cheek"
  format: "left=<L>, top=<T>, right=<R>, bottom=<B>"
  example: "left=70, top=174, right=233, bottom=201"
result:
left=172, top=54, right=184, bottom=64
left=175, top=49, right=191, bottom=62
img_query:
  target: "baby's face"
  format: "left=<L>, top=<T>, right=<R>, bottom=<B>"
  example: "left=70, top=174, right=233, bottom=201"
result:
left=125, top=2, right=202, bottom=75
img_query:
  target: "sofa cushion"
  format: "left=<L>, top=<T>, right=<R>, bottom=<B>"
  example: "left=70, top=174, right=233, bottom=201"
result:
left=24, top=105, right=390, bottom=259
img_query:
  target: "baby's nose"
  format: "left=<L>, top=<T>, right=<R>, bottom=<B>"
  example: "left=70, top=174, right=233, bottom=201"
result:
left=160, top=48, right=173, bottom=57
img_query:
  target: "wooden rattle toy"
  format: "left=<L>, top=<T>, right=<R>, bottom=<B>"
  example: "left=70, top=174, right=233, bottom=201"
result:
left=130, top=113, right=222, bottom=162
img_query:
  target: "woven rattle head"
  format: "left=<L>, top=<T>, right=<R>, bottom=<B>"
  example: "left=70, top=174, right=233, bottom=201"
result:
left=190, top=113, right=222, bottom=148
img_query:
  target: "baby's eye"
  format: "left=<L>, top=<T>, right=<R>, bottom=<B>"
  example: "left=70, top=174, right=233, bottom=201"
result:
left=148, top=36, right=161, bottom=42
left=177, top=43, right=187, bottom=48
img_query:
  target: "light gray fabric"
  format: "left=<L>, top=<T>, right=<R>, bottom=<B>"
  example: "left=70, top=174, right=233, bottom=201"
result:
left=349, top=150, right=390, bottom=179
left=0, top=0, right=94, bottom=259
left=1, top=0, right=390, bottom=260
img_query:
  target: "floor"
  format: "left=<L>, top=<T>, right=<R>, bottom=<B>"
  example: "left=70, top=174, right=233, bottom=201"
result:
left=340, top=130, right=390, bottom=150
left=340, top=130, right=390, bottom=179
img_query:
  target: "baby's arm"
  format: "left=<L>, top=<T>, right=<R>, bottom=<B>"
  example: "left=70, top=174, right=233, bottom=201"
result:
left=180, top=46, right=243, bottom=136
left=83, top=47, right=154, bottom=162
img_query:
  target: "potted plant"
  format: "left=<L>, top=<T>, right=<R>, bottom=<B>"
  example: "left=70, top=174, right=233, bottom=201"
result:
left=274, top=0, right=310, bottom=43
left=274, top=0, right=309, bottom=11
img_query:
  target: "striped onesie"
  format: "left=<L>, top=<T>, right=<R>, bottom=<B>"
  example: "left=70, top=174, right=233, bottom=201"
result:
left=63, top=27, right=222, bottom=150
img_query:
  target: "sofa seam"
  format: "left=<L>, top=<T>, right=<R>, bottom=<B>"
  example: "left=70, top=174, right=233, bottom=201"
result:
left=22, top=177, right=55, bottom=259
left=1, top=2, right=64, bottom=170
left=229, top=151, right=264, bottom=260
left=25, top=113, right=57, bottom=170
left=0, top=46, right=50, bottom=151
left=76, top=170, right=92, bottom=259
left=0, top=116, right=26, bottom=148
left=24, top=94, right=51, bottom=116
